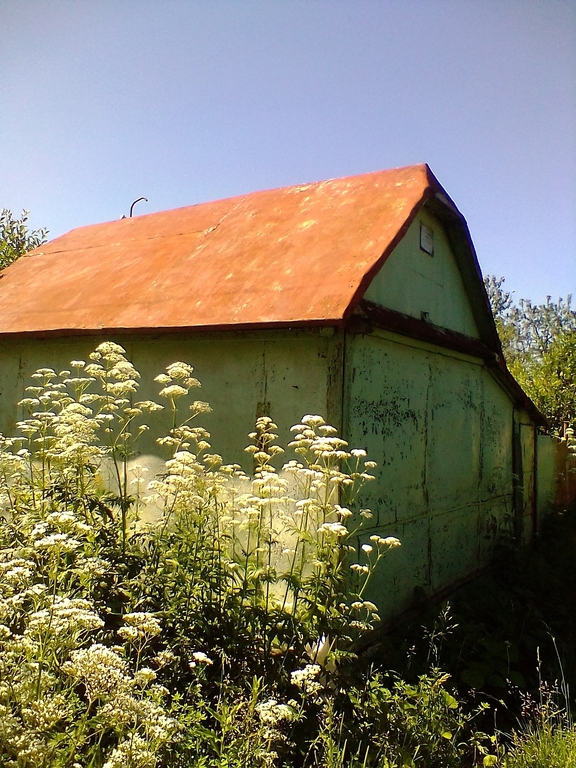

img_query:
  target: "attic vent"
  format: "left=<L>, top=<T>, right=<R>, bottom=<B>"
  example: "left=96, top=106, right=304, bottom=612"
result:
left=420, top=223, right=434, bottom=255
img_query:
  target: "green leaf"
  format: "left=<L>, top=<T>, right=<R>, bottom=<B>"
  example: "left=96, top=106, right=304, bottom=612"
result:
left=461, top=668, right=485, bottom=689
left=441, top=690, right=459, bottom=709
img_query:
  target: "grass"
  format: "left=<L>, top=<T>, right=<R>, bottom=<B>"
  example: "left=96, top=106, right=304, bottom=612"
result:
left=503, top=725, right=576, bottom=768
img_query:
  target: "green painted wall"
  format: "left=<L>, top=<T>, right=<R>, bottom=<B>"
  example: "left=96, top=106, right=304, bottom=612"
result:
left=536, top=432, right=557, bottom=524
left=364, top=208, right=480, bottom=338
left=513, top=415, right=536, bottom=545
left=0, top=325, right=543, bottom=617
left=343, top=331, right=517, bottom=614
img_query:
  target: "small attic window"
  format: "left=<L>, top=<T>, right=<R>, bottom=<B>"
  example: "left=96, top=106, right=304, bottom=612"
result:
left=420, top=223, right=434, bottom=255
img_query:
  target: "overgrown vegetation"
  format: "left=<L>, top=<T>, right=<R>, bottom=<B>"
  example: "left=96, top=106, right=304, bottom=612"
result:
left=371, top=503, right=576, bottom=767
left=1, top=341, right=574, bottom=766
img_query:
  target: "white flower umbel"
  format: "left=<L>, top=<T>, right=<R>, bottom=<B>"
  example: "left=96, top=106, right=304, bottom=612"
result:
left=256, top=698, right=296, bottom=725
left=291, top=664, right=323, bottom=696
left=63, top=644, right=130, bottom=701
left=189, top=650, right=213, bottom=668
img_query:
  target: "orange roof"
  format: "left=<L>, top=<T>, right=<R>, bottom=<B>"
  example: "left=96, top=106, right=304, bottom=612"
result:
left=0, top=164, right=456, bottom=336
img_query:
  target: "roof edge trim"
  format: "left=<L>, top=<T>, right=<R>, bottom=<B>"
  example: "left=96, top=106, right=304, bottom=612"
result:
left=0, top=317, right=345, bottom=341
left=351, top=300, right=497, bottom=361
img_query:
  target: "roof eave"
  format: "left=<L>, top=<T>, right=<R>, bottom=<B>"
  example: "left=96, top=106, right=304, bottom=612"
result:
left=0, top=317, right=345, bottom=341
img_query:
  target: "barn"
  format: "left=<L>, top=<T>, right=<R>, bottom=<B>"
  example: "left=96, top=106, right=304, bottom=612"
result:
left=0, top=164, right=557, bottom=614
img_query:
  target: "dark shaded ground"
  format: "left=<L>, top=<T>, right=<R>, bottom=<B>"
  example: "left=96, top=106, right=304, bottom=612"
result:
left=359, top=504, right=576, bottom=732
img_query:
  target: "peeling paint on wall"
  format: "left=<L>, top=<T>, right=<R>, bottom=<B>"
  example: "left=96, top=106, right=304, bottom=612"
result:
left=344, top=332, right=516, bottom=614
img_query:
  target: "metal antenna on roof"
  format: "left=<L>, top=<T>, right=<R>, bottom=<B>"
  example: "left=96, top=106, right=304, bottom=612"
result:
left=129, top=197, right=148, bottom=217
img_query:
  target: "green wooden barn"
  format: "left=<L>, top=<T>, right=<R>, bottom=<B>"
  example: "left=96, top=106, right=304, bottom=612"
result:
left=0, top=164, right=559, bottom=614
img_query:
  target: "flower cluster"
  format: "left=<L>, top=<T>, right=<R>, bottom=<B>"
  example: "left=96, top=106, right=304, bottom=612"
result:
left=291, top=664, right=323, bottom=696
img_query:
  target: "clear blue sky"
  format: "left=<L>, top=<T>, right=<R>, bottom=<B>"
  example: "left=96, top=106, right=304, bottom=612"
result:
left=1, top=0, right=574, bottom=304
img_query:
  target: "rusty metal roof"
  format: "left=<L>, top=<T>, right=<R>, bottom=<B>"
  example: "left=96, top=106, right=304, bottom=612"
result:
left=0, top=164, right=455, bottom=336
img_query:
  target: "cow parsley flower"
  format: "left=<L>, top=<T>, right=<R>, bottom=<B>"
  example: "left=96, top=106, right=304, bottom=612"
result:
left=118, top=612, right=162, bottom=642
left=189, top=650, right=213, bottom=668
left=256, top=698, right=296, bottom=725
left=291, top=664, right=322, bottom=695
left=63, top=644, right=129, bottom=701
left=102, top=734, right=156, bottom=768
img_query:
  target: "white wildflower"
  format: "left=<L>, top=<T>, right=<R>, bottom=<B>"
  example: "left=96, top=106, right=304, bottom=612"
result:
left=318, top=521, right=348, bottom=537
left=27, top=596, right=104, bottom=637
left=153, top=649, right=176, bottom=668
left=158, top=385, right=188, bottom=399
left=63, top=644, right=129, bottom=700
left=102, top=734, right=156, bottom=768
left=34, top=532, right=81, bottom=552
left=291, top=664, right=322, bottom=695
left=133, top=667, right=157, bottom=687
left=118, top=612, right=162, bottom=642
left=301, top=415, right=326, bottom=427
left=165, top=361, right=195, bottom=380
left=94, top=341, right=126, bottom=357
left=190, top=650, right=213, bottom=667
left=256, top=698, right=295, bottom=725
left=334, top=504, right=353, bottom=519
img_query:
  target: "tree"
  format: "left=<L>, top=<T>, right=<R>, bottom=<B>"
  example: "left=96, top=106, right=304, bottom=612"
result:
left=510, top=328, right=576, bottom=433
left=0, top=208, right=48, bottom=270
left=485, top=275, right=576, bottom=433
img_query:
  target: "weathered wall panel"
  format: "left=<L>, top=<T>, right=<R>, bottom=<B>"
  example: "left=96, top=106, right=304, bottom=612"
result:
left=427, top=355, right=482, bottom=510
left=344, top=332, right=517, bottom=613
left=476, top=379, right=514, bottom=558
left=536, top=432, right=557, bottom=523
left=343, top=335, right=429, bottom=528
left=429, top=505, right=481, bottom=593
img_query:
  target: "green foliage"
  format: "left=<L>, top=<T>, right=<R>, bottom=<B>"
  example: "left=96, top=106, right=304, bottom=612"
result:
left=0, top=341, right=413, bottom=767
left=502, top=726, right=576, bottom=768
left=484, top=275, right=576, bottom=433
left=508, top=330, right=576, bottom=433
left=365, top=502, right=576, bottom=768
left=484, top=276, right=576, bottom=362
left=500, top=676, right=576, bottom=768
left=345, top=669, right=494, bottom=768
left=13, top=341, right=565, bottom=765
left=11, top=340, right=576, bottom=766
left=0, top=208, right=48, bottom=269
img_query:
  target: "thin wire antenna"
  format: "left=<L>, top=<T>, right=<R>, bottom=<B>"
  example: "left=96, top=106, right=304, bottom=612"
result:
left=129, top=197, right=148, bottom=217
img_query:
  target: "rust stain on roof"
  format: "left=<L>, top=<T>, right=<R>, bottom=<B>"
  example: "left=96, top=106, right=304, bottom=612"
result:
left=0, top=164, right=445, bottom=336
